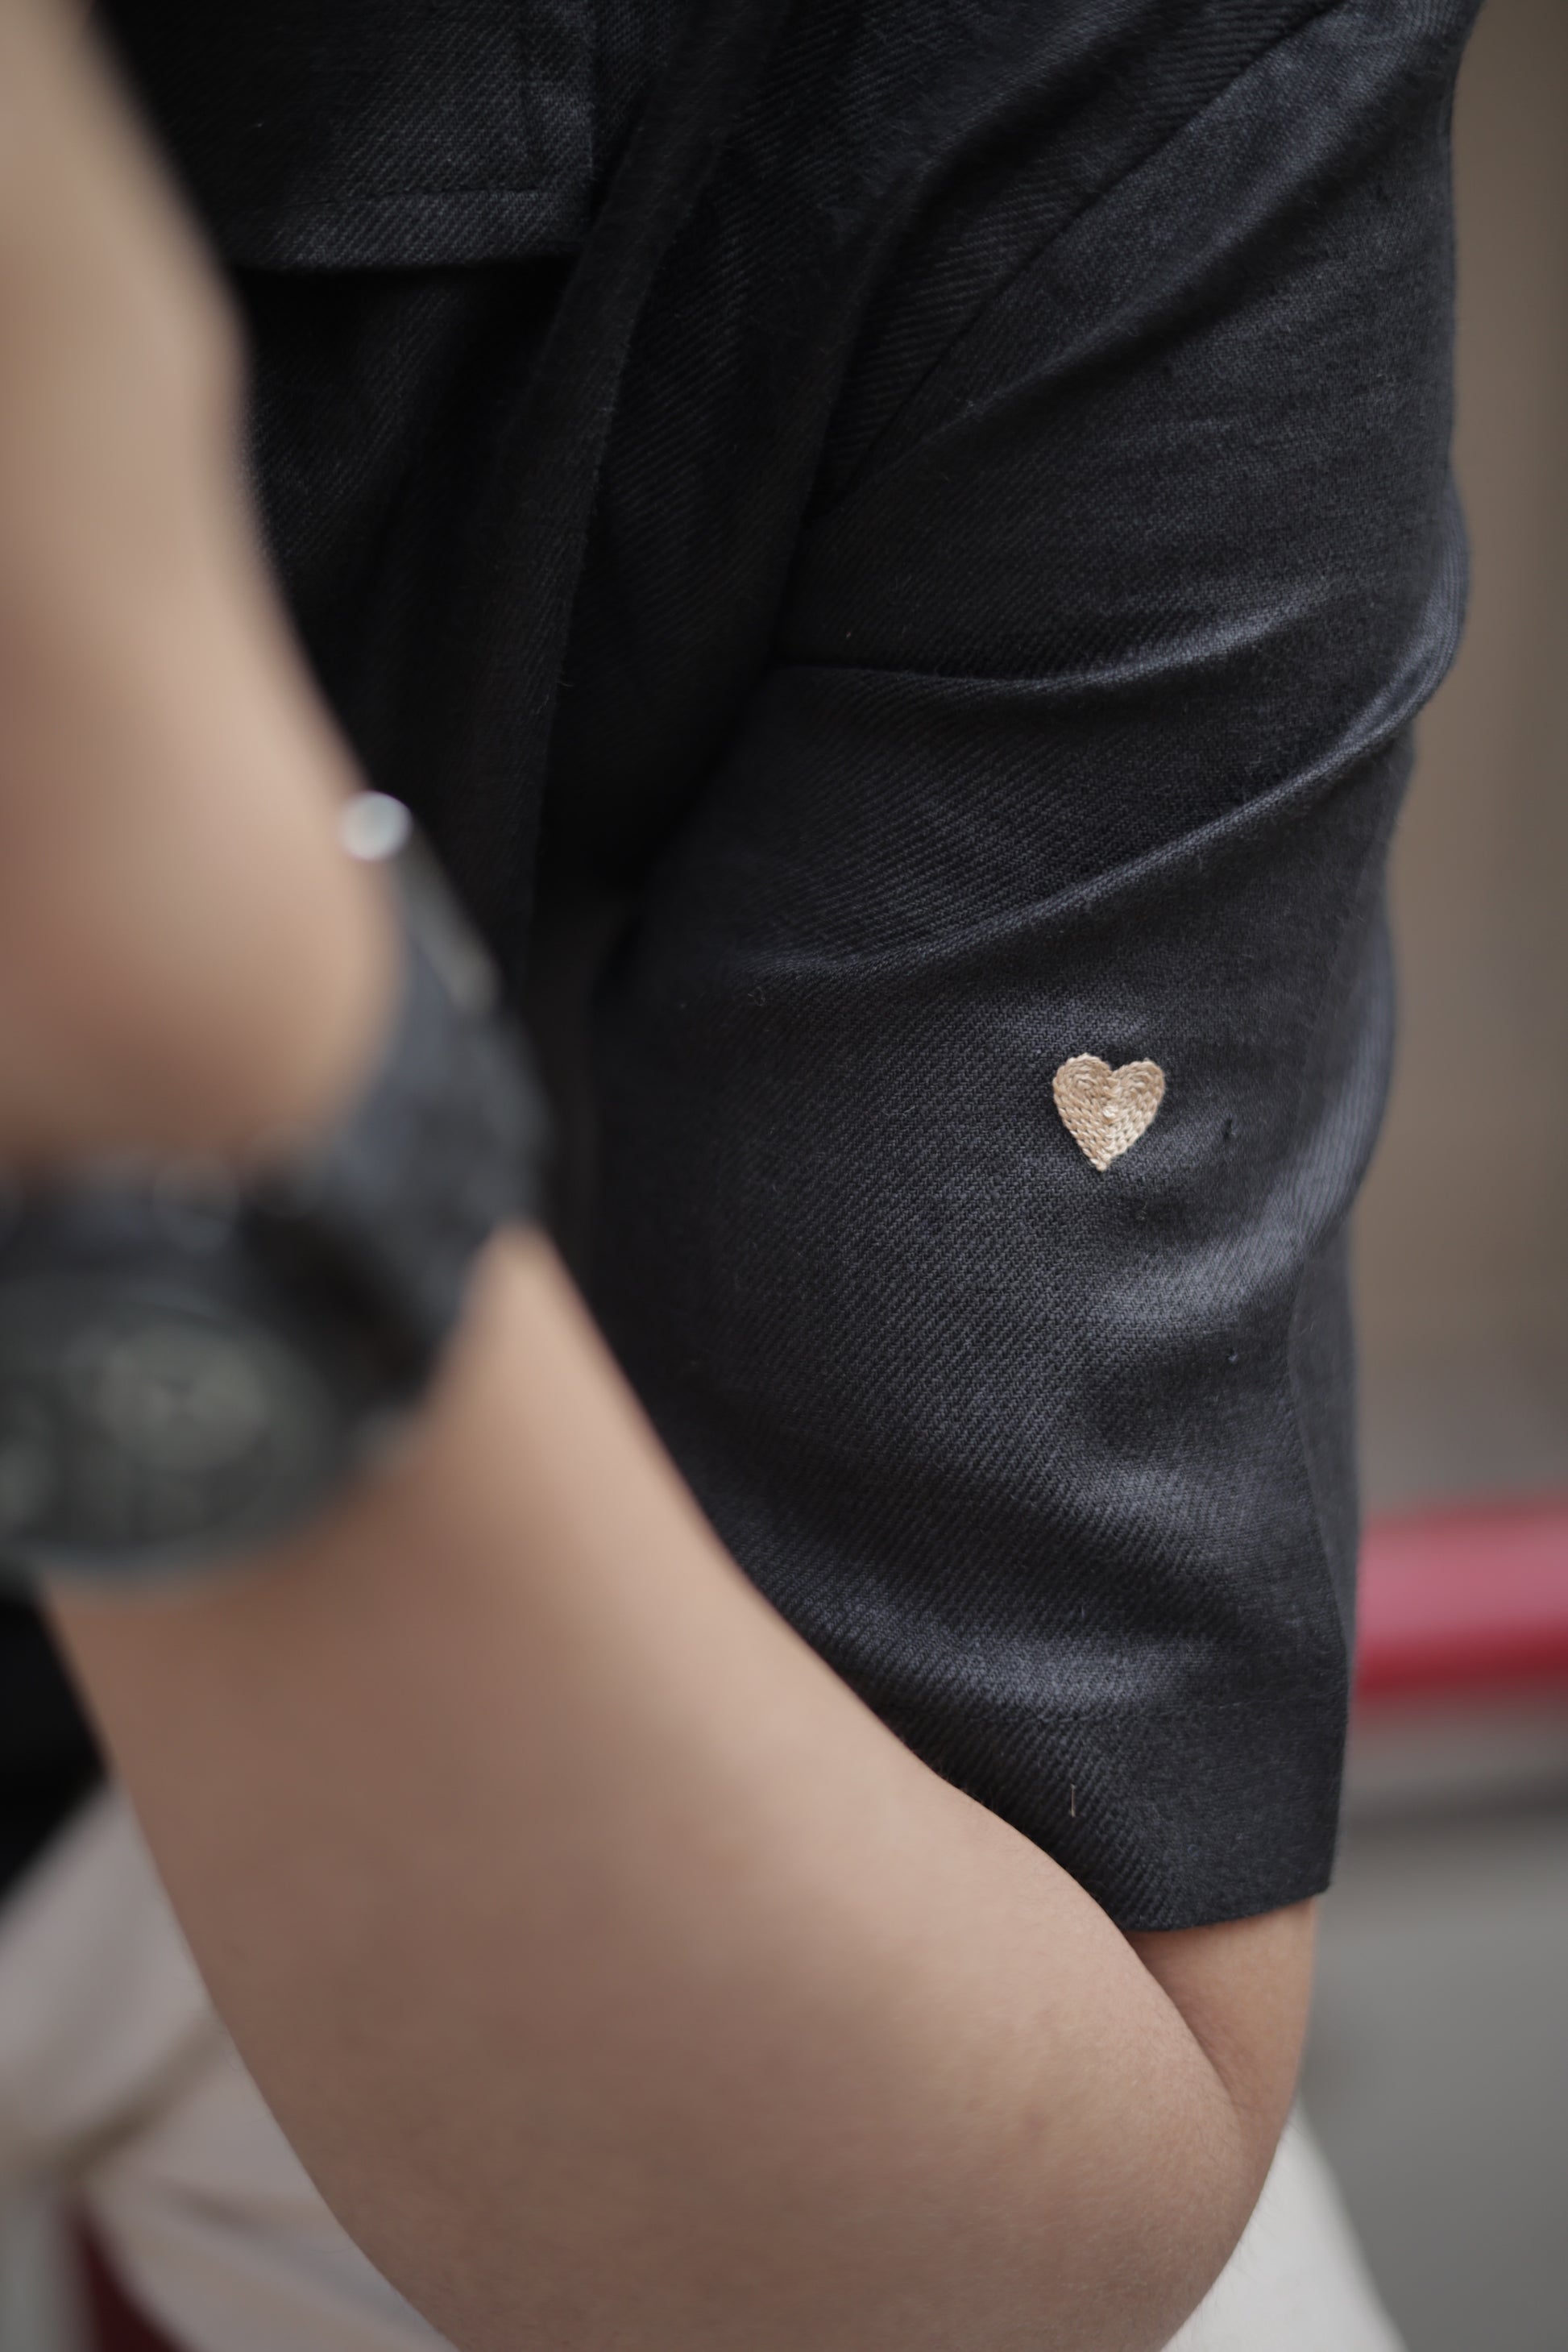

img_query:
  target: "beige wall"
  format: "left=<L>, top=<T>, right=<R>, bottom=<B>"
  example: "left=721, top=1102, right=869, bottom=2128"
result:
left=1354, top=0, right=1568, bottom=1491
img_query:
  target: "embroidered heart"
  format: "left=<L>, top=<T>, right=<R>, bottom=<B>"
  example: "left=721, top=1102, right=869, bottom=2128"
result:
left=1052, top=1055, right=1165, bottom=1171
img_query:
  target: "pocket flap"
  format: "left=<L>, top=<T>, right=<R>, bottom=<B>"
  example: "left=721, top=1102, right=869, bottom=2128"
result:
left=103, top=0, right=596, bottom=269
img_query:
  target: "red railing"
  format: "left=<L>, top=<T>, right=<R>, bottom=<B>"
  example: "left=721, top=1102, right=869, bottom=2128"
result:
left=1355, top=1491, right=1568, bottom=1701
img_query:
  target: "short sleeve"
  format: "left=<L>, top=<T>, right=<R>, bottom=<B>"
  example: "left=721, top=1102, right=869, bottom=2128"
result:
left=587, top=4, right=1470, bottom=1930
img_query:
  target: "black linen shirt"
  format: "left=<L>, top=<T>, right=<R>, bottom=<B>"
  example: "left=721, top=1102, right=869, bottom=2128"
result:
left=2, top=0, right=1479, bottom=1930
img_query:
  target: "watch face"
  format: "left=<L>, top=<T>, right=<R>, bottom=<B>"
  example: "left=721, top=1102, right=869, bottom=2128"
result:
left=0, top=1277, right=354, bottom=1583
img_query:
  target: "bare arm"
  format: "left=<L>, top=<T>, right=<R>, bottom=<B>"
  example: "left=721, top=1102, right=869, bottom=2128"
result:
left=3, top=6, right=1311, bottom=2346
left=54, top=1238, right=1311, bottom=2352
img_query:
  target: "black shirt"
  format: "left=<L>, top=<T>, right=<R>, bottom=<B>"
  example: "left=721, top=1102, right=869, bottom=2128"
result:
left=2, top=0, right=1479, bottom=1929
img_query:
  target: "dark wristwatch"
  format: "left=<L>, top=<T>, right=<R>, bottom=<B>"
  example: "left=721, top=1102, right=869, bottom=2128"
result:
left=0, top=796, right=546, bottom=1590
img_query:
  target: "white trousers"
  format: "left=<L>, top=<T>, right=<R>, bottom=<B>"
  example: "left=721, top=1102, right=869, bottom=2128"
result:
left=0, top=1790, right=1404, bottom=2352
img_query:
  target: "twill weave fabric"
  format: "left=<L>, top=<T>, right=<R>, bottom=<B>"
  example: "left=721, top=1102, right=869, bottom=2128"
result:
left=5, top=0, right=1480, bottom=1931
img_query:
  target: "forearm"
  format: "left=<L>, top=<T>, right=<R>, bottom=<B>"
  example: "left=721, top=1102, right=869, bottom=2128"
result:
left=0, top=0, right=390, bottom=1173
left=53, top=1234, right=1300, bottom=2352
left=4, top=6, right=1309, bottom=2339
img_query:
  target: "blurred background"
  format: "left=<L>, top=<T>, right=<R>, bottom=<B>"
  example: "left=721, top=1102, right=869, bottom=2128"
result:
left=1303, top=0, right=1568, bottom=2344
left=2, top=0, right=1566, bottom=2345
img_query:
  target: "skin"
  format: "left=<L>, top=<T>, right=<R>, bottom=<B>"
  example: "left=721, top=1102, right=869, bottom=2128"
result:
left=1, top=4, right=1316, bottom=2346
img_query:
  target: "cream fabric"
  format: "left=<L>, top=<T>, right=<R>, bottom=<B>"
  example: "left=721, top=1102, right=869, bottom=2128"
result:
left=0, top=1790, right=448, bottom=2352
left=1168, top=2112, right=1406, bottom=2351
left=0, top=1787, right=1404, bottom=2352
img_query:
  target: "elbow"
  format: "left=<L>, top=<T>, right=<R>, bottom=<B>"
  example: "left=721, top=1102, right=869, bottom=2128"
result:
left=975, top=2080, right=1272, bottom=2352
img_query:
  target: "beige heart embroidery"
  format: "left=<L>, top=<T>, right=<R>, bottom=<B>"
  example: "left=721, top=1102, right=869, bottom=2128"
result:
left=1052, top=1055, right=1165, bottom=1171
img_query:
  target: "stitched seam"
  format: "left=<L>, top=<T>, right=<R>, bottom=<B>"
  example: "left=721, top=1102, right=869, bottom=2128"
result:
left=822, top=0, right=1375, bottom=514
left=226, top=183, right=572, bottom=211
left=729, top=633, right=1457, bottom=978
